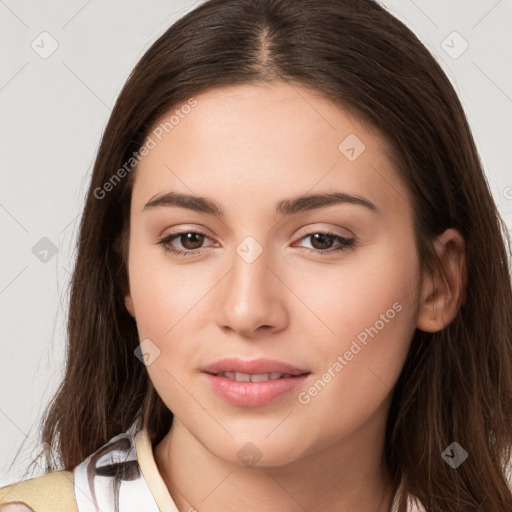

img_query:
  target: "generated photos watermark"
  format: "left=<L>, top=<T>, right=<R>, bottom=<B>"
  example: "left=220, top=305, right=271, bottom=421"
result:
left=297, top=301, right=403, bottom=405
left=93, top=97, right=198, bottom=200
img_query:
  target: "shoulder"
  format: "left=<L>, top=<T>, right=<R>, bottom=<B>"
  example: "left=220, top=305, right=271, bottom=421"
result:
left=0, top=470, right=77, bottom=512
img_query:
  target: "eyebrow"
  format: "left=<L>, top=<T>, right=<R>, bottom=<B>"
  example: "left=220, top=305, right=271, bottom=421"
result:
left=143, top=191, right=378, bottom=216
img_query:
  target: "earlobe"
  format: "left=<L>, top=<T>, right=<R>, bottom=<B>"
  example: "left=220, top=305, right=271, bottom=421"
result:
left=416, top=228, right=467, bottom=333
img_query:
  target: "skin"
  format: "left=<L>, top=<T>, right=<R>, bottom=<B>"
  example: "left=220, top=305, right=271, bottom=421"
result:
left=124, top=82, right=466, bottom=512
left=0, top=504, right=35, bottom=512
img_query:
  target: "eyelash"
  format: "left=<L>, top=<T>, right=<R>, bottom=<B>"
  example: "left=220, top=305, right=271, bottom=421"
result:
left=158, top=230, right=355, bottom=257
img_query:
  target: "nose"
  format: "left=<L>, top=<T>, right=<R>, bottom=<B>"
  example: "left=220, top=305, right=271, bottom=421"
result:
left=216, top=242, right=288, bottom=338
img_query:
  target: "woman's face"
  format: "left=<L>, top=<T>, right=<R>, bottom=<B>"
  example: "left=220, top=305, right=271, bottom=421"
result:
left=124, top=82, right=423, bottom=466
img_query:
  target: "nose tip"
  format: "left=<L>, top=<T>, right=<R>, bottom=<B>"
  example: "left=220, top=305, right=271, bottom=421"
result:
left=216, top=252, right=288, bottom=338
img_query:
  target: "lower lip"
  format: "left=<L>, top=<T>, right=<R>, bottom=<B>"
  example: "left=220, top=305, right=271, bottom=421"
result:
left=203, top=373, right=310, bottom=407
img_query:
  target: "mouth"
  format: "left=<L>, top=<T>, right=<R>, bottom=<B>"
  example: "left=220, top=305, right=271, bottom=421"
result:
left=201, top=358, right=311, bottom=407
left=210, top=371, right=302, bottom=382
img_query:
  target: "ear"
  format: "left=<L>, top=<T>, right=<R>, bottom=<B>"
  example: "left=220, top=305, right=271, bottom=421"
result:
left=125, top=292, right=135, bottom=318
left=118, top=266, right=135, bottom=319
left=113, top=230, right=135, bottom=318
left=118, top=270, right=135, bottom=318
left=416, top=228, right=467, bottom=333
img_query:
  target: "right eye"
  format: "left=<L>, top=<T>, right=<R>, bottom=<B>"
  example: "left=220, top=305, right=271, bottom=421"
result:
left=158, top=231, right=214, bottom=256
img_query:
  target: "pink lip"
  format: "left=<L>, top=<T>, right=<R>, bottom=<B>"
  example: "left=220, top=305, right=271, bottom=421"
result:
left=201, top=358, right=310, bottom=407
left=202, top=357, right=309, bottom=376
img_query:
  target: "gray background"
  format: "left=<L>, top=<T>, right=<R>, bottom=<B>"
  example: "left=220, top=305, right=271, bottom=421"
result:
left=1, top=0, right=511, bottom=486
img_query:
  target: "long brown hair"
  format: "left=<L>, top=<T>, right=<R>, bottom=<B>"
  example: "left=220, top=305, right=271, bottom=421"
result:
left=28, top=0, right=512, bottom=509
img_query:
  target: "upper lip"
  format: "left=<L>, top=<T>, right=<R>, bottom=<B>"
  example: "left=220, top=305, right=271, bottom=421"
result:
left=202, top=358, right=310, bottom=376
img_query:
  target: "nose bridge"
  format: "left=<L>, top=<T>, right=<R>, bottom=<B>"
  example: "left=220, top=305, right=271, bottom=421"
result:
left=217, top=233, right=287, bottom=334
left=228, top=234, right=273, bottom=306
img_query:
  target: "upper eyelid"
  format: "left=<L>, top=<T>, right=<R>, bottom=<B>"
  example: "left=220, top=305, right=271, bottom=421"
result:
left=161, top=222, right=353, bottom=238
left=294, top=224, right=354, bottom=239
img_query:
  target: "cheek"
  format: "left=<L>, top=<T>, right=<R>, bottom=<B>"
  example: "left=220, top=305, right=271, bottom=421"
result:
left=127, top=231, right=212, bottom=333
left=293, top=239, right=420, bottom=426
left=126, top=238, right=225, bottom=396
left=290, top=235, right=420, bottom=353
left=127, top=249, right=213, bottom=413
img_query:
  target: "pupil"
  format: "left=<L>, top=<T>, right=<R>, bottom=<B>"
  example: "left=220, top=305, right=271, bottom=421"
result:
left=312, top=233, right=333, bottom=250
left=182, top=233, right=203, bottom=250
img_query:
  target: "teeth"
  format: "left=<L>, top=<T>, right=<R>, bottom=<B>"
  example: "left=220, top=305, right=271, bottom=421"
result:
left=216, top=371, right=292, bottom=382
left=235, top=372, right=251, bottom=382
left=251, top=372, right=280, bottom=382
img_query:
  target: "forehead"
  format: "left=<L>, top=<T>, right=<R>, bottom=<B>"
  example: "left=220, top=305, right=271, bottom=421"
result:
left=132, top=82, right=410, bottom=219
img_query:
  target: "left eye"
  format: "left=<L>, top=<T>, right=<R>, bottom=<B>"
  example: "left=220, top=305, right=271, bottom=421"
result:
left=295, top=231, right=355, bottom=254
left=158, top=230, right=355, bottom=256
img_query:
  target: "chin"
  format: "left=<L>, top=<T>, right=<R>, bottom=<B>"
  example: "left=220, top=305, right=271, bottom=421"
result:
left=196, top=427, right=310, bottom=468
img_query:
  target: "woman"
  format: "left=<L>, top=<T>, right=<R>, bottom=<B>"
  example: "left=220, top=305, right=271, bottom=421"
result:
left=1, top=0, right=511, bottom=511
